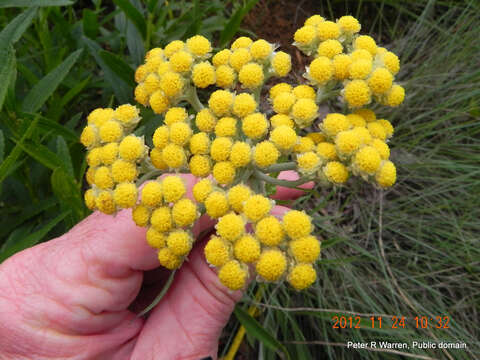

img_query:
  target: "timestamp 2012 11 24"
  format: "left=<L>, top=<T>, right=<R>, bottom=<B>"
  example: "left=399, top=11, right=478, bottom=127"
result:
left=331, top=315, right=450, bottom=329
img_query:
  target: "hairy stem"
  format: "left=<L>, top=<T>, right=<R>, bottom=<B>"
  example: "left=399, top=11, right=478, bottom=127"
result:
left=260, top=161, right=297, bottom=173
left=254, top=169, right=313, bottom=188
left=185, top=86, right=204, bottom=112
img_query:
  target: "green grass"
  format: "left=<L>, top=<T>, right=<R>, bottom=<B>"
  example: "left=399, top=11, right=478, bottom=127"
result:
left=224, top=1, right=480, bottom=359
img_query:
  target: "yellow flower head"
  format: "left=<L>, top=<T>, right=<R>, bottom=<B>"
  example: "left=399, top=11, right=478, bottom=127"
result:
left=346, top=114, right=366, bottom=128
left=293, top=136, right=315, bottom=153
left=169, top=121, right=192, bottom=145
left=229, top=141, right=251, bottom=168
left=160, top=71, right=184, bottom=98
left=231, top=36, right=253, bottom=50
left=99, top=120, right=123, bottom=143
left=375, top=160, right=396, bottom=188
left=94, top=166, right=114, bottom=189
left=335, top=130, right=362, bottom=155
left=377, top=119, right=394, bottom=138
left=192, top=178, right=213, bottom=203
left=192, top=61, right=216, bottom=88
left=317, top=21, right=340, bottom=41
left=186, top=35, right=212, bottom=56
left=385, top=84, right=405, bottom=107
left=250, top=39, right=272, bottom=60
left=115, top=104, right=140, bottom=126
left=205, top=236, right=231, bottom=267
left=135, top=64, right=148, bottom=83
left=169, top=50, right=193, bottom=73
left=164, top=40, right=185, bottom=58
left=153, top=125, right=169, bottom=149
left=291, top=98, right=318, bottom=127
left=253, top=141, right=279, bottom=168
left=269, top=83, right=292, bottom=100
left=96, top=190, right=116, bottom=214
left=88, top=108, right=114, bottom=127
left=344, top=79, right=371, bottom=108
left=349, top=59, right=372, bottom=79
left=354, top=35, right=377, bottom=55
left=150, top=148, right=168, bottom=170
left=150, top=90, right=170, bottom=114
left=322, top=113, right=351, bottom=137
left=272, top=92, right=296, bottom=114
left=316, top=142, right=338, bottom=161
left=100, top=143, right=119, bottom=165
left=368, top=67, right=393, bottom=94
left=271, top=51, right=292, bottom=76
left=213, top=49, right=232, bottom=67
left=332, top=54, right=352, bottom=80
left=113, top=182, right=137, bottom=208
left=146, top=227, right=166, bottom=249
left=85, top=166, right=95, bottom=184
left=294, top=25, right=317, bottom=45
left=317, top=39, right=343, bottom=59
left=381, top=51, right=400, bottom=75
left=172, top=198, right=197, bottom=228
left=292, top=85, right=316, bottom=100
left=141, top=181, right=163, bottom=207
left=162, top=175, right=186, bottom=203
left=297, top=151, right=321, bottom=173
left=239, top=62, right=264, bottom=89
left=309, top=56, right=333, bottom=84
left=290, top=235, right=321, bottom=263
left=255, top=215, right=284, bottom=246
left=282, top=210, right=312, bottom=239
left=144, top=73, right=161, bottom=94
left=337, top=15, right=361, bottom=34
left=256, top=249, right=287, bottom=282
left=305, top=15, right=325, bottom=26
left=270, top=114, right=294, bottom=128
left=367, top=121, right=387, bottom=141
left=215, top=116, right=237, bottom=137
left=205, top=191, right=229, bottom=218
left=218, top=260, right=248, bottom=290
left=233, top=93, right=257, bottom=117
left=119, top=135, right=145, bottom=162
left=243, top=194, right=272, bottom=222
left=151, top=206, right=173, bottom=233
left=229, top=48, right=252, bottom=71
left=371, top=138, right=390, bottom=160
left=354, top=108, right=376, bottom=122
left=351, top=126, right=372, bottom=145
left=350, top=49, right=372, bottom=62
left=242, top=113, right=269, bottom=139
left=132, top=204, right=151, bottom=227
left=234, top=234, right=260, bottom=263
left=216, top=212, right=245, bottom=241
left=227, top=184, right=251, bottom=213
left=195, top=108, right=217, bottom=132
left=111, top=159, right=137, bottom=183
left=80, top=125, right=98, bottom=148
left=288, top=264, right=317, bottom=290
left=323, top=161, right=349, bottom=184
left=162, top=143, right=186, bottom=169
left=210, top=136, right=233, bottom=162
left=84, top=189, right=96, bottom=210
left=215, top=65, right=236, bottom=88
left=270, top=125, right=298, bottom=151
left=306, top=132, right=326, bottom=144
left=213, top=161, right=236, bottom=185
left=189, top=132, right=210, bottom=155
left=354, top=146, right=381, bottom=174
left=157, top=61, right=171, bottom=75
left=158, top=247, right=182, bottom=270
left=208, top=90, right=233, bottom=116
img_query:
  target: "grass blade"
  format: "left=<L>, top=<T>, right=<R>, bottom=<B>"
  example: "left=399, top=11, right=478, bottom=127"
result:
left=219, top=0, right=259, bottom=47
left=0, top=7, right=37, bottom=44
left=21, top=48, right=83, bottom=113
left=51, top=168, right=84, bottom=225
left=99, top=50, right=135, bottom=87
left=0, top=0, right=73, bottom=8
left=13, top=139, right=65, bottom=171
left=234, top=305, right=291, bottom=360
left=113, top=0, right=147, bottom=39
left=0, top=44, right=15, bottom=112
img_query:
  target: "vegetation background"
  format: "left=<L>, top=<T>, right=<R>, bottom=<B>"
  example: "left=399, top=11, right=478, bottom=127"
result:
left=0, top=0, right=478, bottom=359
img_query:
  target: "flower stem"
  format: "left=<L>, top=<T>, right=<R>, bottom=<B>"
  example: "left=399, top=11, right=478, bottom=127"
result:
left=136, top=170, right=163, bottom=187
left=185, top=86, right=204, bottom=112
left=254, top=169, right=313, bottom=188
left=260, top=161, right=297, bottom=173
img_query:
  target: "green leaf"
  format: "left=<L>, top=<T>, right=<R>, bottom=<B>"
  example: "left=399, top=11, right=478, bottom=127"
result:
left=219, top=0, right=259, bottom=47
left=13, top=139, right=65, bottom=171
left=113, top=0, right=147, bottom=39
left=56, top=136, right=74, bottom=177
left=51, top=168, right=84, bottom=224
left=0, top=116, right=39, bottom=183
left=0, top=211, right=70, bottom=263
left=21, top=48, right=83, bottom=113
left=234, top=305, right=291, bottom=360
left=82, top=9, right=99, bottom=39
left=0, top=130, right=4, bottom=163
left=0, top=7, right=37, bottom=44
left=0, top=44, right=15, bottom=112
left=99, top=50, right=135, bottom=87
left=0, top=0, right=73, bottom=8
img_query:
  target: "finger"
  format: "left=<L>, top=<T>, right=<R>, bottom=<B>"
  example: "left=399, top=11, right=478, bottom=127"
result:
left=271, top=170, right=314, bottom=200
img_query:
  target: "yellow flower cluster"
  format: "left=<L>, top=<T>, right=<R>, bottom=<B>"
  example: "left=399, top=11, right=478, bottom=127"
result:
left=293, top=15, right=405, bottom=109
left=81, top=105, right=145, bottom=214
left=134, top=36, right=214, bottom=114
left=203, top=184, right=321, bottom=290
left=132, top=175, right=198, bottom=269
left=211, top=37, right=292, bottom=90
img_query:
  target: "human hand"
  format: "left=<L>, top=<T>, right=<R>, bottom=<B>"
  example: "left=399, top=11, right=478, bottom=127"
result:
left=0, top=172, right=312, bottom=360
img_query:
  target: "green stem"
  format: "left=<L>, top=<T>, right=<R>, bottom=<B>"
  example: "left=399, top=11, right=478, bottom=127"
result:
left=136, top=170, right=163, bottom=187
left=260, top=161, right=297, bottom=173
left=185, top=86, right=204, bottom=112
left=254, top=170, right=313, bottom=188
left=253, top=86, right=262, bottom=103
